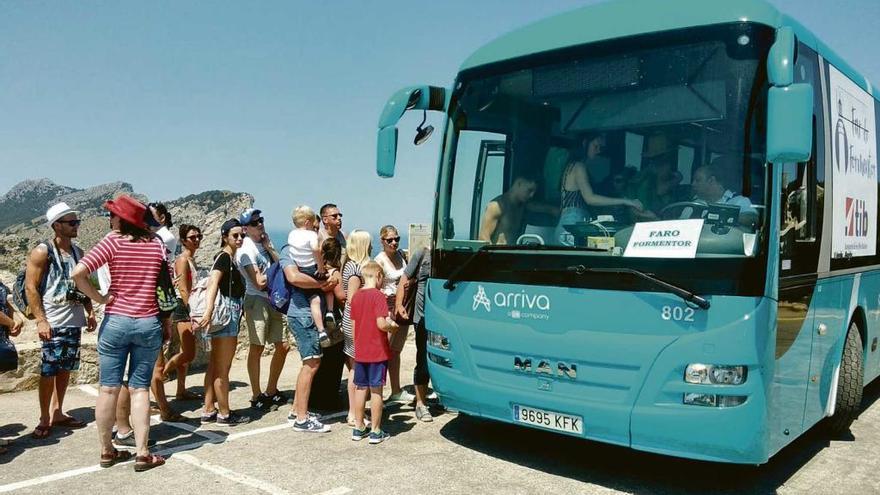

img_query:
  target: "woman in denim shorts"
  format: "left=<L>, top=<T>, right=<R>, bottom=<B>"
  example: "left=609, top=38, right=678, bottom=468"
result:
left=72, top=194, right=169, bottom=472
left=195, top=219, right=249, bottom=427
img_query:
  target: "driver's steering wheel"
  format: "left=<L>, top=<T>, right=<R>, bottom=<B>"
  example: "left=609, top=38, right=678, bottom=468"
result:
left=660, top=201, right=708, bottom=220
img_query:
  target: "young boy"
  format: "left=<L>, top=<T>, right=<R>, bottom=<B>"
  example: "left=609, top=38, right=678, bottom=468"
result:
left=288, top=205, right=336, bottom=345
left=350, top=261, right=399, bottom=444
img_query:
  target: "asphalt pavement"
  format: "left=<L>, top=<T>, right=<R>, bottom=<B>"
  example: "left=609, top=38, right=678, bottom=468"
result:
left=1, top=340, right=879, bottom=494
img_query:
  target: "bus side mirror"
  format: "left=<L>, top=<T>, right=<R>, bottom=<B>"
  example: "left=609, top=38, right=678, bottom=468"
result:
left=766, top=83, right=813, bottom=163
left=377, top=85, right=448, bottom=178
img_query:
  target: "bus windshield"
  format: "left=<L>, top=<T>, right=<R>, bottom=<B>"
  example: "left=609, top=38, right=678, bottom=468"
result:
left=439, top=24, right=774, bottom=267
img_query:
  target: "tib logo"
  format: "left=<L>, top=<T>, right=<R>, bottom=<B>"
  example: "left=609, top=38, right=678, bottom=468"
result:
left=473, top=285, right=492, bottom=312
left=845, top=197, right=869, bottom=237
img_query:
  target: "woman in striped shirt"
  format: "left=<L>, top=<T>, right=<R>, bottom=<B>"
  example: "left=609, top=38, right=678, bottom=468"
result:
left=72, top=195, right=168, bottom=472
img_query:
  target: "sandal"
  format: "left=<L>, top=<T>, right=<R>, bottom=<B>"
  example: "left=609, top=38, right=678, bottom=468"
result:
left=160, top=410, right=186, bottom=422
left=100, top=448, right=133, bottom=468
left=52, top=416, right=88, bottom=428
left=31, top=424, right=52, bottom=439
left=134, top=453, right=165, bottom=472
left=175, top=390, right=203, bottom=401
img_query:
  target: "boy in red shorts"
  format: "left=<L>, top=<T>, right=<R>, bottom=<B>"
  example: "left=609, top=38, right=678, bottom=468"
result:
left=350, top=261, right=399, bottom=444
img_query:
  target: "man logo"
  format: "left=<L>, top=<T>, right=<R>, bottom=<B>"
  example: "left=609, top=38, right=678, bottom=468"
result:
left=473, top=285, right=491, bottom=312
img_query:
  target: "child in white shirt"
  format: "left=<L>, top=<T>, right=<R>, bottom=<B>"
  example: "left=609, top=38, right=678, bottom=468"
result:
left=288, top=205, right=335, bottom=344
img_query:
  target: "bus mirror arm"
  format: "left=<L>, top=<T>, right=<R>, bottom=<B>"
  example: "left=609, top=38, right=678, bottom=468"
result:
left=377, top=85, right=449, bottom=178
left=765, top=27, right=813, bottom=164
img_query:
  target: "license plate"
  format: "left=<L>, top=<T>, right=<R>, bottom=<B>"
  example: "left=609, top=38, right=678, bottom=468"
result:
left=512, top=404, right=583, bottom=435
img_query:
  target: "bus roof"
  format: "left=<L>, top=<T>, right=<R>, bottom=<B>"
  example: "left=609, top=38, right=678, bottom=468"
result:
left=460, top=0, right=876, bottom=99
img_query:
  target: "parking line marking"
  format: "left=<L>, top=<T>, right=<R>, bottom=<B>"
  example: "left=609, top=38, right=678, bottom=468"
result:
left=78, top=385, right=100, bottom=397
left=175, top=453, right=292, bottom=495
left=0, top=411, right=350, bottom=493
left=311, top=487, right=352, bottom=495
left=0, top=465, right=103, bottom=493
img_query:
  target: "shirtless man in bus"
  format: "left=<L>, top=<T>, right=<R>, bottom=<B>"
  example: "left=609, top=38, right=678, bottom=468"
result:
left=479, top=175, right=556, bottom=244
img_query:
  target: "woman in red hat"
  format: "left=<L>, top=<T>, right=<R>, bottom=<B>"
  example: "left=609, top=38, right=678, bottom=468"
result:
left=71, top=194, right=169, bottom=472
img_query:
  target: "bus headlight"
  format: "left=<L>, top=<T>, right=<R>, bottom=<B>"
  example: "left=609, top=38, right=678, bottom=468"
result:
left=684, top=364, right=747, bottom=385
left=683, top=393, right=747, bottom=408
left=427, top=330, right=450, bottom=351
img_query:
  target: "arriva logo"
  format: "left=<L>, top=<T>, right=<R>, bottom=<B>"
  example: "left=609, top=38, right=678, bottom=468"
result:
left=472, top=285, right=551, bottom=319
left=473, top=285, right=492, bottom=312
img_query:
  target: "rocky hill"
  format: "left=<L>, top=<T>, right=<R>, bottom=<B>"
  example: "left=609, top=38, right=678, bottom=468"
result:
left=0, top=179, right=253, bottom=276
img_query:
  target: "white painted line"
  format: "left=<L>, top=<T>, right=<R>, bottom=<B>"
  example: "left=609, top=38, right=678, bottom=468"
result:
left=78, top=384, right=100, bottom=397
left=160, top=418, right=225, bottom=441
left=175, top=453, right=292, bottom=495
left=0, top=465, right=103, bottom=493
left=226, top=422, right=291, bottom=441
left=311, top=487, right=352, bottom=495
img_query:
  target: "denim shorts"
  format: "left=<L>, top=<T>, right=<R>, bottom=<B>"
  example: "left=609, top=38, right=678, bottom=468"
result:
left=97, top=314, right=162, bottom=389
left=353, top=361, right=388, bottom=388
left=41, top=327, right=82, bottom=377
left=288, top=314, right=322, bottom=361
left=209, top=297, right=243, bottom=339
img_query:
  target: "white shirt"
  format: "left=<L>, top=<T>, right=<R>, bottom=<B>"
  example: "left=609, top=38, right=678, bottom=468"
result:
left=156, top=226, right=178, bottom=258
left=375, top=251, right=406, bottom=297
left=287, top=229, right=318, bottom=267
left=235, top=236, right=271, bottom=299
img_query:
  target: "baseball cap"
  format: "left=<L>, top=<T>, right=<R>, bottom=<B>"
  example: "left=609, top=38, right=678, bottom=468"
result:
left=239, top=208, right=262, bottom=225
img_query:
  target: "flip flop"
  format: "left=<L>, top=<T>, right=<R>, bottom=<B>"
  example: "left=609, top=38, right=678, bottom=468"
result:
left=134, top=454, right=165, bottom=472
left=52, top=416, right=87, bottom=428
left=31, top=424, right=52, bottom=439
left=100, top=448, right=133, bottom=468
left=174, top=390, right=203, bottom=401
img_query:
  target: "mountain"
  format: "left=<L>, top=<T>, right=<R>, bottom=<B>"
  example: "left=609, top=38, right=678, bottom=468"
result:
left=0, top=179, right=253, bottom=274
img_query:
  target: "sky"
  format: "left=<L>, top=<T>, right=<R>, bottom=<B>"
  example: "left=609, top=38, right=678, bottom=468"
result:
left=2, top=0, right=879, bottom=240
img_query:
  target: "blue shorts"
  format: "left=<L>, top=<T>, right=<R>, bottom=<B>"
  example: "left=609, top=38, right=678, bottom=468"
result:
left=353, top=361, right=388, bottom=388
left=208, top=297, right=243, bottom=339
left=97, top=314, right=162, bottom=389
left=41, top=327, right=82, bottom=377
left=288, top=314, right=322, bottom=361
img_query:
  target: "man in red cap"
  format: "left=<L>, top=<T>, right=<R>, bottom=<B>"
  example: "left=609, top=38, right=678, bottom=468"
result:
left=27, top=202, right=97, bottom=439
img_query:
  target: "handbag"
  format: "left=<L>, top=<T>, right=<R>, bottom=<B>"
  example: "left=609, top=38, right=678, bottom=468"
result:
left=0, top=332, right=17, bottom=372
left=207, top=252, right=234, bottom=333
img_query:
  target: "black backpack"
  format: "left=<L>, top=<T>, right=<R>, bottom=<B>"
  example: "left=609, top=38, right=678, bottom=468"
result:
left=12, top=241, right=57, bottom=319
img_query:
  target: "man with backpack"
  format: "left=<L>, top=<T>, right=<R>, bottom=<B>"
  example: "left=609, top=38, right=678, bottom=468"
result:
left=25, top=202, right=96, bottom=439
left=235, top=208, right=289, bottom=411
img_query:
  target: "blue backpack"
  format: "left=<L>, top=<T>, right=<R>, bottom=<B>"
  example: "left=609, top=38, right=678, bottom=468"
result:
left=266, top=248, right=291, bottom=314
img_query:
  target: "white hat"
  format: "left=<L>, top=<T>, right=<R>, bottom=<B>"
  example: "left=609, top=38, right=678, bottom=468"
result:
left=46, top=202, right=79, bottom=225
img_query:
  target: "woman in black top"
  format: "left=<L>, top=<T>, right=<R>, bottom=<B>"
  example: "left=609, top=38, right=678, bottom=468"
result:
left=196, top=219, right=249, bottom=426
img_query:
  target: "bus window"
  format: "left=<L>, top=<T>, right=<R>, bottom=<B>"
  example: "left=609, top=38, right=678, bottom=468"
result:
left=446, top=130, right=507, bottom=240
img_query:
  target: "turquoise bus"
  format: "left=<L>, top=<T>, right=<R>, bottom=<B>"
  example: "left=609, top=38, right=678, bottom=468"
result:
left=375, top=0, right=879, bottom=464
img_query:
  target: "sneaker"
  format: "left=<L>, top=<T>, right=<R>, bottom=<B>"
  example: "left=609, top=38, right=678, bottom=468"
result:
left=351, top=426, right=370, bottom=441
left=216, top=412, right=251, bottom=427
left=369, top=429, right=390, bottom=444
left=386, top=390, right=415, bottom=403
left=324, top=312, right=337, bottom=331
left=268, top=390, right=289, bottom=406
left=113, top=431, right=156, bottom=448
left=427, top=391, right=438, bottom=401
left=200, top=410, right=218, bottom=424
left=292, top=417, right=331, bottom=433
left=317, top=330, right=330, bottom=347
left=250, top=393, right=278, bottom=411
left=415, top=404, right=434, bottom=423
left=287, top=411, right=322, bottom=423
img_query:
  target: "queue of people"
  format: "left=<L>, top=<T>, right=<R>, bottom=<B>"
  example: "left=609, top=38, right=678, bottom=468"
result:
left=0, top=196, right=435, bottom=468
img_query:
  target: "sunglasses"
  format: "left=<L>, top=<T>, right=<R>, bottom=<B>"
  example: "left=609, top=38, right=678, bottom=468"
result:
left=383, top=236, right=401, bottom=243
left=323, top=213, right=343, bottom=219
left=230, top=233, right=246, bottom=240
left=248, top=218, right=264, bottom=227
left=187, top=234, right=204, bottom=241
left=56, top=219, right=82, bottom=227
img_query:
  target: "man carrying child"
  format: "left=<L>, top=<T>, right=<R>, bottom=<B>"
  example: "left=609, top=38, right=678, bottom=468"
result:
left=350, top=261, right=399, bottom=444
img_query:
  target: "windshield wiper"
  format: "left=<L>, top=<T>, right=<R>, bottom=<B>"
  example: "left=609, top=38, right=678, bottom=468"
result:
left=567, top=265, right=711, bottom=310
left=443, top=244, right=606, bottom=290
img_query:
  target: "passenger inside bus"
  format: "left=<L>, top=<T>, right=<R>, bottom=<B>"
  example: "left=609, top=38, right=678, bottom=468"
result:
left=633, top=134, right=683, bottom=221
left=479, top=174, right=558, bottom=244
left=687, top=156, right=758, bottom=227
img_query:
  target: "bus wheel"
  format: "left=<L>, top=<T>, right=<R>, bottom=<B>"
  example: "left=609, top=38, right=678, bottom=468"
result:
left=827, top=322, right=864, bottom=436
